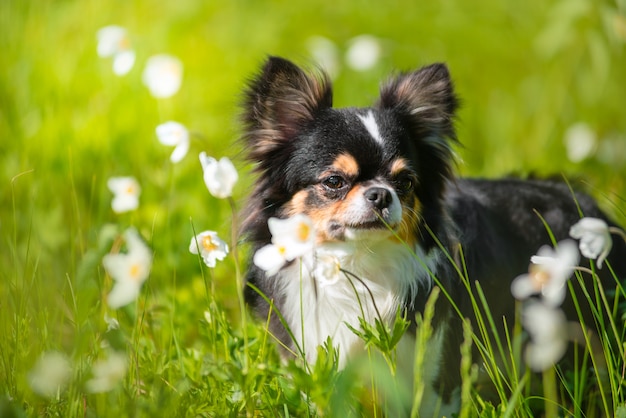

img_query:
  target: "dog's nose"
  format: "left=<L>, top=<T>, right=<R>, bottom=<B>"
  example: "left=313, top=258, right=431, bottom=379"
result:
left=365, top=187, right=392, bottom=210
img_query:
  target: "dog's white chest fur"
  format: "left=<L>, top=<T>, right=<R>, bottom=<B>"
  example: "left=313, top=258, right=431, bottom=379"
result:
left=275, top=239, right=433, bottom=367
left=274, top=239, right=459, bottom=416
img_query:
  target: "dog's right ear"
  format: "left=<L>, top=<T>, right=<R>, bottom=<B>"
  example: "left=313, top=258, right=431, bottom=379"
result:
left=241, top=56, right=333, bottom=161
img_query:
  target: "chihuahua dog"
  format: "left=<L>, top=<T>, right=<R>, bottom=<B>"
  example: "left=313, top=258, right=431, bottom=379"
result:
left=238, top=56, right=625, bottom=416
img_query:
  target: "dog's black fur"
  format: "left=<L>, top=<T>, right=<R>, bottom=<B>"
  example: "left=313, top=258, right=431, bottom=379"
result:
left=238, top=56, right=626, bottom=414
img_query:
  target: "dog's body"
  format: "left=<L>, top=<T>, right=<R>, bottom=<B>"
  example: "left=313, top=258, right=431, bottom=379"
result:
left=239, top=57, right=626, bottom=416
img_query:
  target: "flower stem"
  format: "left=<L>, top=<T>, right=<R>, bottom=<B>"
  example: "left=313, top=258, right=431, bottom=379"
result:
left=228, top=196, right=248, bottom=368
left=609, top=226, right=626, bottom=243
left=542, top=367, right=559, bottom=417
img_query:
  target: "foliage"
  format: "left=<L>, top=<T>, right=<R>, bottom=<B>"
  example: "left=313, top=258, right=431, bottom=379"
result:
left=2, top=0, right=626, bottom=416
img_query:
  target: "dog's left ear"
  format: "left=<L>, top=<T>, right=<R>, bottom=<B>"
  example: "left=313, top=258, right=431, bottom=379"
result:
left=377, top=63, right=458, bottom=142
left=377, top=63, right=459, bottom=228
left=241, top=56, right=333, bottom=161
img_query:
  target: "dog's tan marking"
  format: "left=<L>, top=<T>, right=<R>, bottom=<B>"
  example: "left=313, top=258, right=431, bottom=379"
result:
left=283, top=190, right=309, bottom=217
left=393, top=197, right=421, bottom=246
left=331, top=153, right=360, bottom=178
left=390, top=157, right=410, bottom=176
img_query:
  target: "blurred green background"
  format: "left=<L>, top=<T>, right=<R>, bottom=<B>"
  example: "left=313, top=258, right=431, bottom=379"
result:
left=1, top=0, right=626, bottom=413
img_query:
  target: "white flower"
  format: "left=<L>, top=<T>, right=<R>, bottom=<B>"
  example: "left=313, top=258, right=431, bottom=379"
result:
left=28, top=351, right=72, bottom=397
left=104, top=313, right=119, bottom=332
left=522, top=301, right=568, bottom=371
left=564, top=122, right=596, bottom=163
left=96, top=25, right=135, bottom=76
left=85, top=351, right=127, bottom=393
left=253, top=215, right=316, bottom=276
left=204, top=310, right=212, bottom=324
left=511, top=240, right=580, bottom=307
left=142, top=54, right=183, bottom=98
left=314, top=253, right=342, bottom=287
left=569, top=217, right=612, bottom=268
left=156, top=121, right=190, bottom=163
left=103, top=228, right=152, bottom=309
left=199, top=152, right=238, bottom=199
left=253, top=243, right=289, bottom=277
left=269, top=214, right=316, bottom=259
left=107, top=176, right=140, bottom=213
left=112, top=50, right=136, bottom=76
left=189, top=230, right=229, bottom=267
left=345, top=35, right=382, bottom=71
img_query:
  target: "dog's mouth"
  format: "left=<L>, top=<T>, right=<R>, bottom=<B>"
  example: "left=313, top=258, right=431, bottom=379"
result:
left=347, top=220, right=394, bottom=230
left=326, top=218, right=398, bottom=241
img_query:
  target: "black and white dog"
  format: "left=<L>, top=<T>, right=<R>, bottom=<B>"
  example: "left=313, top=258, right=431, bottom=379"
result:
left=238, top=56, right=625, bottom=416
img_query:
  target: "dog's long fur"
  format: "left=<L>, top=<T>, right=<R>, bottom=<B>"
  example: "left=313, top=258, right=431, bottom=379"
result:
left=239, top=56, right=626, bottom=416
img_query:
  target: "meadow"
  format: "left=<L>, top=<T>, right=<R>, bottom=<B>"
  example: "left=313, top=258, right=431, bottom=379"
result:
left=2, top=0, right=626, bottom=416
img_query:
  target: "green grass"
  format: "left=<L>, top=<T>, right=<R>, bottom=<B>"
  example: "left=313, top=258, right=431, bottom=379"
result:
left=2, top=0, right=626, bottom=416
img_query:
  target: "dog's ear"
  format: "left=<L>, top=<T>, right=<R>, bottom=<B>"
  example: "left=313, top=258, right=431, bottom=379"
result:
left=241, top=56, right=333, bottom=160
left=377, top=63, right=458, bottom=142
left=377, top=63, right=459, bottom=233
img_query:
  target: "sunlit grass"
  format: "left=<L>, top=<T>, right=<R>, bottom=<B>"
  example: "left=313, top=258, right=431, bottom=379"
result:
left=2, top=0, right=626, bottom=416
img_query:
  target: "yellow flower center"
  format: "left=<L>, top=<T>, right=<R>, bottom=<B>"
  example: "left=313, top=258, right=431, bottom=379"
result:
left=118, top=36, right=130, bottom=50
left=201, top=235, right=218, bottom=252
left=277, top=245, right=287, bottom=256
left=125, top=185, right=135, bottom=195
left=297, top=222, right=311, bottom=242
left=128, top=263, right=142, bottom=281
left=165, top=61, right=180, bottom=76
left=529, top=266, right=551, bottom=290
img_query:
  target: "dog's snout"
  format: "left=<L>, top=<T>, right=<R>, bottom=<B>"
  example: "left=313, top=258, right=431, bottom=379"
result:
left=365, top=187, right=392, bottom=210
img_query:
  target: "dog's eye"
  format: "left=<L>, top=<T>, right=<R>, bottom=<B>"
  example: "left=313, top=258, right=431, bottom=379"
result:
left=322, top=175, right=346, bottom=190
left=394, top=176, right=414, bottom=194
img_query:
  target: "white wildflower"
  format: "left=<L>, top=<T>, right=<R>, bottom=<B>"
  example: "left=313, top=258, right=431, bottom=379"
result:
left=103, top=228, right=152, bottom=309
left=189, top=230, right=229, bottom=268
left=199, top=152, right=238, bottom=199
left=28, top=351, right=72, bottom=397
left=511, top=240, right=580, bottom=307
left=253, top=243, right=290, bottom=277
left=96, top=25, right=135, bottom=76
left=569, top=217, right=612, bottom=268
left=142, top=54, right=183, bottom=98
left=345, top=35, right=382, bottom=71
left=564, top=122, right=596, bottom=163
left=314, top=252, right=342, bottom=287
left=107, top=176, right=140, bottom=213
left=253, top=214, right=316, bottom=276
left=522, top=301, right=568, bottom=372
left=156, top=121, right=190, bottom=163
left=85, top=351, right=128, bottom=393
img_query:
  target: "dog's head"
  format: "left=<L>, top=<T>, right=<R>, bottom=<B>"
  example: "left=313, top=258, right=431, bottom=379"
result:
left=240, top=56, right=458, bottom=249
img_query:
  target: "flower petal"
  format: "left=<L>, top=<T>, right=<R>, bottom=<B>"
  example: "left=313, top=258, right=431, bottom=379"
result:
left=112, top=50, right=135, bottom=76
left=253, top=244, right=287, bottom=276
left=28, top=351, right=72, bottom=397
left=156, top=121, right=188, bottom=145
left=170, top=141, right=189, bottom=163
left=189, top=231, right=229, bottom=268
left=510, top=274, right=537, bottom=300
left=522, top=302, right=568, bottom=371
left=85, top=351, right=127, bottom=393
left=200, top=154, right=238, bottom=198
left=142, top=54, right=183, bottom=98
left=268, top=214, right=316, bottom=260
left=569, top=217, right=612, bottom=268
left=107, top=280, right=141, bottom=309
left=111, top=195, right=139, bottom=213
left=345, top=35, right=382, bottom=71
left=97, top=25, right=128, bottom=57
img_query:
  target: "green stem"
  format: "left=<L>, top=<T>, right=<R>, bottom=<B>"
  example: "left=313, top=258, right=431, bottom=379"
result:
left=228, top=196, right=248, bottom=368
left=542, top=367, right=559, bottom=418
